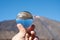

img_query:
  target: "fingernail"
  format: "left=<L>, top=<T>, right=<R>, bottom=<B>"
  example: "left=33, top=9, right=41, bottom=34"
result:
left=29, top=37, right=32, bottom=40
left=34, top=37, right=39, bottom=40
left=31, top=31, right=35, bottom=34
left=17, top=24, right=22, bottom=26
left=26, top=33, right=29, bottom=37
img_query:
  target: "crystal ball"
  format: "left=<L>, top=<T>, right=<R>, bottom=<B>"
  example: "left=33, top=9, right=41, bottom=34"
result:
left=16, top=11, right=33, bottom=28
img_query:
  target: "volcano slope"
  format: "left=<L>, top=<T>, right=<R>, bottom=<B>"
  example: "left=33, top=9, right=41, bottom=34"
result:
left=0, top=16, right=60, bottom=40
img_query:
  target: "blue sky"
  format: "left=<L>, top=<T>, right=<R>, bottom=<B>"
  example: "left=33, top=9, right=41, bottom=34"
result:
left=0, top=0, right=60, bottom=22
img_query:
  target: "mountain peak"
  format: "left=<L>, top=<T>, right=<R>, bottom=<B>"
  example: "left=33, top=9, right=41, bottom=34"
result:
left=0, top=16, right=60, bottom=40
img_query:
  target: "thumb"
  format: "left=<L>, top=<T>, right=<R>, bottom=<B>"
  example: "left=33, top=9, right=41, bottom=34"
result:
left=17, top=24, right=26, bottom=32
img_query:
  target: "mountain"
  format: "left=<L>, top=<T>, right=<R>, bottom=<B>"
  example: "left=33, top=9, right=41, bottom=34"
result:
left=0, top=16, right=60, bottom=40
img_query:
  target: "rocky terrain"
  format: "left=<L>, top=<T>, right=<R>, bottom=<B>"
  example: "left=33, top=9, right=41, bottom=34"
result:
left=0, top=16, right=60, bottom=40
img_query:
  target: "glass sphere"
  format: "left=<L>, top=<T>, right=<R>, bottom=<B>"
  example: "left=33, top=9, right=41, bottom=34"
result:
left=16, top=11, right=33, bottom=28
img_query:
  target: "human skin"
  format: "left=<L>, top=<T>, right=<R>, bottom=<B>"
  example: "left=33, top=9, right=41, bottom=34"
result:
left=12, top=15, right=40, bottom=40
left=12, top=24, right=39, bottom=40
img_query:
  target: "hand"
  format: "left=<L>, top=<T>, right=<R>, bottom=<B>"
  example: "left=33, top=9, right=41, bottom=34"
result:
left=12, top=24, right=39, bottom=40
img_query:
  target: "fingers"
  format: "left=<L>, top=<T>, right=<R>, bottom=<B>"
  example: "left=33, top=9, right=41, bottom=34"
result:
left=31, top=31, right=35, bottom=35
left=34, top=37, right=39, bottom=40
left=25, top=31, right=37, bottom=40
left=17, top=24, right=39, bottom=40
left=31, top=31, right=39, bottom=40
left=29, top=37, right=39, bottom=40
left=29, top=31, right=35, bottom=40
left=25, top=33, right=33, bottom=40
left=29, top=36, right=33, bottom=40
left=17, top=24, right=26, bottom=32
left=27, top=25, right=35, bottom=31
left=25, top=33, right=29, bottom=40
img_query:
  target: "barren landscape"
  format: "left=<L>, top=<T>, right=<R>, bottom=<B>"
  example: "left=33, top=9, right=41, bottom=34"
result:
left=0, top=16, right=60, bottom=40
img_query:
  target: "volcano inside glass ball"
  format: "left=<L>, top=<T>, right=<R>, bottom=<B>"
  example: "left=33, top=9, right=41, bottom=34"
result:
left=16, top=11, right=33, bottom=28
